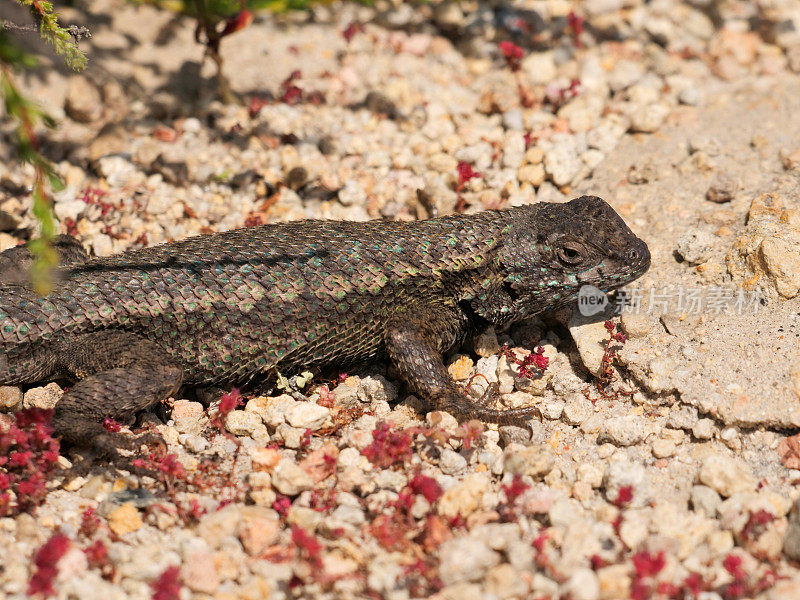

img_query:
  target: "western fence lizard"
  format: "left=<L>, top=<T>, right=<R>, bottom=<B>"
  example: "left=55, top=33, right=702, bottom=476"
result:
left=0, top=195, right=649, bottom=454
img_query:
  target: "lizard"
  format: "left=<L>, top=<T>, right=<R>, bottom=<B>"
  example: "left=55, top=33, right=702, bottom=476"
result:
left=0, top=195, right=649, bottom=457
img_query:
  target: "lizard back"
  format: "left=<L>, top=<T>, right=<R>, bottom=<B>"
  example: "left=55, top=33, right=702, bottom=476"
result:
left=0, top=210, right=511, bottom=384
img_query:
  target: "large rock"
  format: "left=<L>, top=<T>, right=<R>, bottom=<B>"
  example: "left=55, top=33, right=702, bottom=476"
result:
left=726, top=193, right=800, bottom=298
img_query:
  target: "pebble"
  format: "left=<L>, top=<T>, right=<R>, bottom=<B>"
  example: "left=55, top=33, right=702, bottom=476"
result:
left=600, top=415, right=648, bottom=447
left=438, top=473, right=490, bottom=519
left=540, top=399, right=565, bottom=420
left=578, top=463, right=604, bottom=488
left=271, top=458, right=314, bottom=496
left=471, top=330, right=498, bottom=360
left=786, top=504, right=800, bottom=550
left=498, top=424, right=532, bottom=446
left=608, top=60, right=645, bottom=91
left=604, top=460, right=653, bottom=508
left=518, top=163, right=546, bottom=187
left=567, top=308, right=616, bottom=377
left=224, top=410, right=263, bottom=437
left=357, top=375, right=397, bottom=404
left=597, top=564, right=631, bottom=600
left=618, top=512, right=649, bottom=549
left=285, top=402, right=330, bottom=430
left=503, top=443, right=555, bottom=478
left=171, top=399, right=205, bottom=434
left=562, top=394, right=594, bottom=425
left=698, top=454, right=756, bottom=497
left=758, top=233, right=800, bottom=298
left=183, top=549, right=220, bottom=594
left=485, top=563, right=529, bottom=598
left=438, top=537, right=501, bottom=585
left=338, top=180, right=367, bottom=206
left=676, top=228, right=716, bottom=265
left=652, top=437, right=676, bottom=458
left=666, top=405, right=699, bottom=430
left=707, top=172, right=737, bottom=203
left=0, top=386, right=22, bottom=410
left=448, top=354, right=474, bottom=380
left=692, top=418, right=715, bottom=440
left=259, top=395, right=297, bottom=428
left=23, top=382, right=63, bottom=410
left=691, top=485, right=722, bottom=517
left=562, top=568, right=600, bottom=600
left=107, top=504, right=143, bottom=536
left=629, top=102, right=670, bottom=133
left=522, top=52, right=557, bottom=85
left=440, top=449, right=468, bottom=475
left=276, top=423, right=305, bottom=448
left=679, top=86, right=702, bottom=105
left=543, top=135, right=583, bottom=186
left=239, top=512, right=281, bottom=556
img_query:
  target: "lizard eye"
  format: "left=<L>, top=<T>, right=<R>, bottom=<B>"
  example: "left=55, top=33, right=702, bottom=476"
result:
left=557, top=242, right=584, bottom=265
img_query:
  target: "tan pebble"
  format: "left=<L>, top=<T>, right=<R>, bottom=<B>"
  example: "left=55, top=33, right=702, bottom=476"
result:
left=238, top=578, right=273, bottom=600
left=572, top=480, right=594, bottom=503
left=108, top=503, right=143, bottom=536
left=707, top=530, right=734, bottom=556
left=429, top=153, right=458, bottom=173
left=183, top=550, right=220, bottom=594
left=503, top=444, right=555, bottom=478
left=447, top=355, right=474, bottom=380
left=438, top=473, right=489, bottom=519
left=239, top=515, right=280, bottom=556
left=518, top=163, right=546, bottom=187
left=597, top=564, right=631, bottom=600
left=524, top=146, right=544, bottom=164
left=652, top=438, right=676, bottom=458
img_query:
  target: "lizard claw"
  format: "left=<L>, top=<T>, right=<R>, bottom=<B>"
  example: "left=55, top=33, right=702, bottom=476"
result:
left=467, top=381, right=541, bottom=426
left=437, top=386, right=540, bottom=427
left=464, top=403, right=541, bottom=427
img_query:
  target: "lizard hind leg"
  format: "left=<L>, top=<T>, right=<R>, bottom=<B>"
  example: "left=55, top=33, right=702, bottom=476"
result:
left=52, top=331, right=183, bottom=455
left=385, top=318, right=539, bottom=426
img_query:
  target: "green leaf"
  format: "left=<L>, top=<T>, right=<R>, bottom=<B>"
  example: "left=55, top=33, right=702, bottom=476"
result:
left=13, top=0, right=88, bottom=71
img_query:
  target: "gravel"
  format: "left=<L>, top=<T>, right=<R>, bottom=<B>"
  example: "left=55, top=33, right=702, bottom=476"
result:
left=2, top=0, right=800, bottom=597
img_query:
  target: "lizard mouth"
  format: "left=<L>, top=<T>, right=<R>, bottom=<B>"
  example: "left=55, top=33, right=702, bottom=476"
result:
left=577, top=238, right=651, bottom=293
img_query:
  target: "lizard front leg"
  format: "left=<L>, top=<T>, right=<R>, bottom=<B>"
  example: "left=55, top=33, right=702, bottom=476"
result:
left=385, top=312, right=539, bottom=426
left=52, top=331, right=183, bottom=457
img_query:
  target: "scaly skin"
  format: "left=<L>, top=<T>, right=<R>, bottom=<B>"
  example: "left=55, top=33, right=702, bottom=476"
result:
left=0, top=195, right=649, bottom=452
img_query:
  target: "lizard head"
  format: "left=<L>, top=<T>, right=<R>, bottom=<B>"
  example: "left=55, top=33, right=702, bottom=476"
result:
left=497, top=195, right=650, bottom=317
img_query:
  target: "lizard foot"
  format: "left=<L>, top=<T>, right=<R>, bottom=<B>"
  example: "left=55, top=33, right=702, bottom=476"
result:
left=65, top=429, right=167, bottom=478
left=440, top=383, right=541, bottom=427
